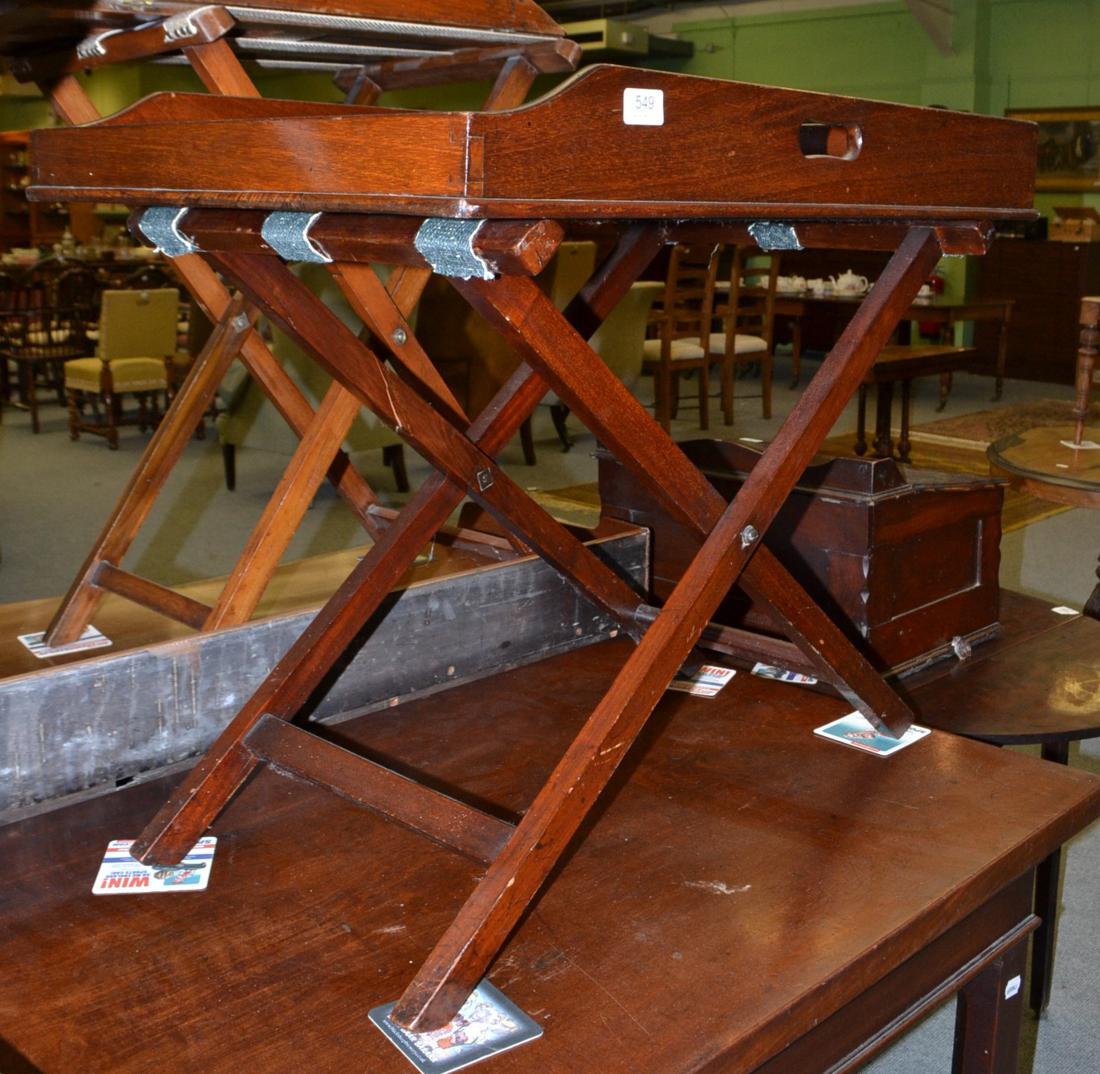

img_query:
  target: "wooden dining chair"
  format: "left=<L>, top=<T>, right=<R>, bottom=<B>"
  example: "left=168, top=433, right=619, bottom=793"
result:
left=710, top=246, right=780, bottom=422
left=641, top=242, right=720, bottom=431
left=0, top=274, right=90, bottom=432
left=64, top=287, right=178, bottom=448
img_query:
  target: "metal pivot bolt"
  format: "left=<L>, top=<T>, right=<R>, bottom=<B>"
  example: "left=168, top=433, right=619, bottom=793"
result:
left=740, top=524, right=759, bottom=550
left=475, top=468, right=494, bottom=492
left=391, top=326, right=407, bottom=346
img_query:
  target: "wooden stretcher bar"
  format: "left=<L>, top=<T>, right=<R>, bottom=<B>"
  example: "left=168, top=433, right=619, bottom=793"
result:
left=25, top=60, right=1038, bottom=1035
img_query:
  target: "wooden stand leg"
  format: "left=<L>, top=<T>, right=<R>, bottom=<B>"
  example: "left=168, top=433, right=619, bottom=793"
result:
left=938, top=369, right=953, bottom=411
left=952, top=938, right=1027, bottom=1074
left=202, top=264, right=435, bottom=631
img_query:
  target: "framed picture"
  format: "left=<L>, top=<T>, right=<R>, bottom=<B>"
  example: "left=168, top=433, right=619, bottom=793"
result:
left=1007, top=107, right=1100, bottom=191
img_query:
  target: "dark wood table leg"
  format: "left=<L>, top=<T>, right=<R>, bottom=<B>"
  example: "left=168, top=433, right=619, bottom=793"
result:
left=854, top=384, right=868, bottom=455
left=873, top=380, right=894, bottom=458
left=938, top=369, right=952, bottom=411
left=1030, top=738, right=1071, bottom=1015
left=993, top=307, right=1009, bottom=401
left=789, top=315, right=803, bottom=388
left=1084, top=558, right=1100, bottom=621
left=952, top=933, right=1028, bottom=1073
left=898, top=379, right=912, bottom=463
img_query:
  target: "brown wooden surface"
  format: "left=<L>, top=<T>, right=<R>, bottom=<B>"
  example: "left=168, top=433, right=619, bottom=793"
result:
left=29, top=67, right=1037, bottom=220
left=0, top=641, right=1097, bottom=1073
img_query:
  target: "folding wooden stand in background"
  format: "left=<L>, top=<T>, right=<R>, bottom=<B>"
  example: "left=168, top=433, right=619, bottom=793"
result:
left=17, top=3, right=576, bottom=648
left=19, top=5, right=1038, bottom=1036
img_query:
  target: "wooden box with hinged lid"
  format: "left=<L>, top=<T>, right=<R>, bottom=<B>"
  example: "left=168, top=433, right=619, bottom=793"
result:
left=598, top=439, right=1004, bottom=673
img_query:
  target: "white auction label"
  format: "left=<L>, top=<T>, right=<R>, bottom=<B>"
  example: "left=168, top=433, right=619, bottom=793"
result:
left=623, top=87, right=664, bottom=126
left=1004, top=974, right=1022, bottom=1000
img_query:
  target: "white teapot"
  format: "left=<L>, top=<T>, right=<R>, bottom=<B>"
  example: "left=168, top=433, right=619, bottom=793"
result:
left=831, top=269, right=870, bottom=294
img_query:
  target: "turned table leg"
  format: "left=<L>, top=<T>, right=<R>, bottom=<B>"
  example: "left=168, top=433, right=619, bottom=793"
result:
left=872, top=381, right=894, bottom=458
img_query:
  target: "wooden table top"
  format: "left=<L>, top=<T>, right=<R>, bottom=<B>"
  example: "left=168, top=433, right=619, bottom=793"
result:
left=988, top=424, right=1100, bottom=509
left=1, top=638, right=1097, bottom=1073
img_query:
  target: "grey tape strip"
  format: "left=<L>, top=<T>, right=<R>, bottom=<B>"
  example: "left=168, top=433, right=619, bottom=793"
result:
left=413, top=218, right=494, bottom=280
left=260, top=211, right=332, bottom=263
left=137, top=207, right=197, bottom=258
left=748, top=221, right=803, bottom=251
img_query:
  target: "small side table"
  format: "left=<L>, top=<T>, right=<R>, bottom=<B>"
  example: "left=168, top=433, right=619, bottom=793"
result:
left=909, top=593, right=1100, bottom=1014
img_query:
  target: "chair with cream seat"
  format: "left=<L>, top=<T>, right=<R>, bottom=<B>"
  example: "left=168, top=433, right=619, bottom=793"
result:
left=64, top=287, right=178, bottom=449
left=710, top=246, right=779, bottom=422
left=641, top=243, right=720, bottom=431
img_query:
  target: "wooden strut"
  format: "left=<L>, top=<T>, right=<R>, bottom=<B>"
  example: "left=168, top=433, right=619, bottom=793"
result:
left=130, top=221, right=938, bottom=1034
left=37, top=40, right=546, bottom=646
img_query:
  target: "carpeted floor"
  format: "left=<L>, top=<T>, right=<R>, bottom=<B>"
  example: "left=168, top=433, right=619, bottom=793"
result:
left=909, top=398, right=1100, bottom=447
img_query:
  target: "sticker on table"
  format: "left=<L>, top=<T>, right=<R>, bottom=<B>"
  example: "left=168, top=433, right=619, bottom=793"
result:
left=751, top=662, right=818, bottom=685
left=1051, top=605, right=1080, bottom=616
left=370, top=980, right=542, bottom=1073
left=92, top=837, right=216, bottom=895
left=668, top=664, right=736, bottom=697
left=813, top=712, right=930, bottom=758
left=18, top=624, right=112, bottom=659
left=1060, top=439, right=1100, bottom=450
left=622, top=87, right=664, bottom=126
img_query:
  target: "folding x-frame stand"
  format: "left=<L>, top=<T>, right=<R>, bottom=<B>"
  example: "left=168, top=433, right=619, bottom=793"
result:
left=30, top=17, right=563, bottom=649
left=27, top=31, right=1034, bottom=1036
left=117, top=214, right=950, bottom=1031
